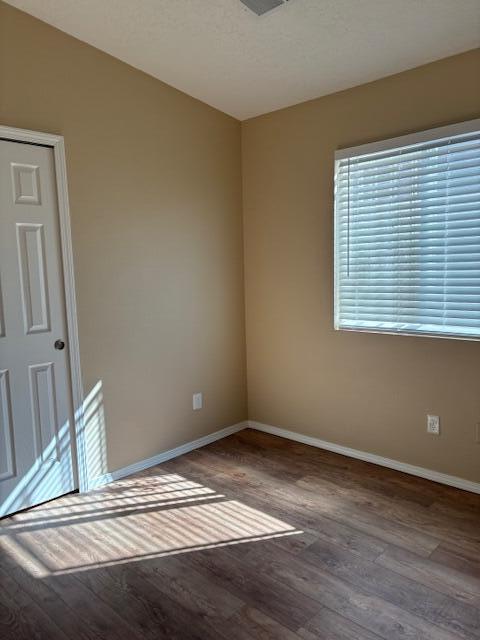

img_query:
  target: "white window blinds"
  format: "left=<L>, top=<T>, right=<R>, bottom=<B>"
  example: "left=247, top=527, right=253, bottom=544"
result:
left=334, top=119, right=480, bottom=340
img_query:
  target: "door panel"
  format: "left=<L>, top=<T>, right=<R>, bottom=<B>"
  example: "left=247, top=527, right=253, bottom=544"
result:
left=0, top=277, right=5, bottom=338
left=17, top=223, right=51, bottom=334
left=29, top=362, right=60, bottom=464
left=0, top=369, right=15, bottom=481
left=11, top=162, right=42, bottom=205
left=0, top=139, right=75, bottom=517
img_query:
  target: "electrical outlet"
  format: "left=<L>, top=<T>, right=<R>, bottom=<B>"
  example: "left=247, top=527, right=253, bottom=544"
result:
left=193, top=393, right=203, bottom=411
left=427, top=415, right=440, bottom=435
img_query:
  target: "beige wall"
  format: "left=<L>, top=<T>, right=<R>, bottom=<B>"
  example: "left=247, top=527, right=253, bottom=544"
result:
left=0, top=2, right=247, bottom=476
left=242, top=49, right=480, bottom=483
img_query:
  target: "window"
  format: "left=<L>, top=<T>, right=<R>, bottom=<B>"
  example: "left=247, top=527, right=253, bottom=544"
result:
left=334, top=119, right=480, bottom=340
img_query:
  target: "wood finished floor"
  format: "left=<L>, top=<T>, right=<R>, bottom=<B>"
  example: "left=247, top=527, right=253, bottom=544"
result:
left=1, top=428, right=479, bottom=640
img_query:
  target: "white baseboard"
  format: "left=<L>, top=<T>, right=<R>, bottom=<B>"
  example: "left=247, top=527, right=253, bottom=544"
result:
left=87, top=421, right=248, bottom=491
left=249, top=420, right=480, bottom=495
left=86, top=417, right=480, bottom=496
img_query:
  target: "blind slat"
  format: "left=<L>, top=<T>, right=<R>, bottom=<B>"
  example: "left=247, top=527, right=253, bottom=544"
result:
left=337, top=166, right=479, bottom=195
left=336, top=202, right=479, bottom=222
left=336, top=158, right=480, bottom=187
left=338, top=138, right=480, bottom=171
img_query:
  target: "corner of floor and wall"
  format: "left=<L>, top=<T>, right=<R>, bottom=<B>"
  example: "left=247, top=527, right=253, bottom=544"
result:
left=1, top=0, right=479, bottom=492
left=241, top=47, right=480, bottom=489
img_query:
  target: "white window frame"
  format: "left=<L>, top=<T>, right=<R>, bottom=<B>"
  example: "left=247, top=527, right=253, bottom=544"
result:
left=334, top=118, right=480, bottom=341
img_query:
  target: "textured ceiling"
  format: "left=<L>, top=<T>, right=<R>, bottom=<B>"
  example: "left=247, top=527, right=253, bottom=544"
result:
left=5, top=0, right=480, bottom=120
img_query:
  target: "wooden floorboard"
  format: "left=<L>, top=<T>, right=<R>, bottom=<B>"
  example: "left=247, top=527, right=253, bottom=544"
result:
left=1, top=428, right=479, bottom=639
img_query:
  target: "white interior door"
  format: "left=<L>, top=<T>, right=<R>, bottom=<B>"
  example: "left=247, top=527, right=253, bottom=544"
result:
left=0, top=139, right=76, bottom=518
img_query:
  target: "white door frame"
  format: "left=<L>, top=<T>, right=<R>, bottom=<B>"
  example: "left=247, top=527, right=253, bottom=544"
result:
left=0, top=124, right=88, bottom=493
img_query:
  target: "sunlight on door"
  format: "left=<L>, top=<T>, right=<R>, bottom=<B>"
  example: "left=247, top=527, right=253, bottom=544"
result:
left=1, top=379, right=108, bottom=517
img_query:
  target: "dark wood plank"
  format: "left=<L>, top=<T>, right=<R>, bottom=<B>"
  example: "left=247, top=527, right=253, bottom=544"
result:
left=227, top=605, right=306, bottom=640
left=178, top=545, right=320, bottom=631
left=298, top=606, right=383, bottom=640
left=133, top=553, right=244, bottom=621
left=226, top=538, right=459, bottom=640
left=429, top=542, right=480, bottom=580
left=303, top=538, right=480, bottom=639
left=3, top=561, right=103, bottom=640
left=376, top=544, right=480, bottom=607
left=0, top=567, right=69, bottom=640
left=75, top=561, right=230, bottom=640
left=295, top=474, right=480, bottom=554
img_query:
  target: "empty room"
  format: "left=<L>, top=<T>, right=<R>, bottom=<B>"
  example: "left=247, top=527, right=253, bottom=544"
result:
left=0, top=0, right=479, bottom=638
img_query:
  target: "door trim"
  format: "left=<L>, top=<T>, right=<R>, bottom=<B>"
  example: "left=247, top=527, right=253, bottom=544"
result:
left=0, top=125, right=88, bottom=492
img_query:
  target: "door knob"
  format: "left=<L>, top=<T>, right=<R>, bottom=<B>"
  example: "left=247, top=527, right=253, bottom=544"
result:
left=54, top=339, right=65, bottom=350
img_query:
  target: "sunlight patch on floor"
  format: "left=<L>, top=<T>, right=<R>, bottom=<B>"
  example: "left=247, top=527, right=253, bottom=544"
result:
left=0, top=472, right=301, bottom=576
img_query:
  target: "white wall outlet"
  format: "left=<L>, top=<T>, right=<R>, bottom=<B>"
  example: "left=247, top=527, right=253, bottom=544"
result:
left=427, top=414, right=440, bottom=435
left=193, top=392, right=203, bottom=411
